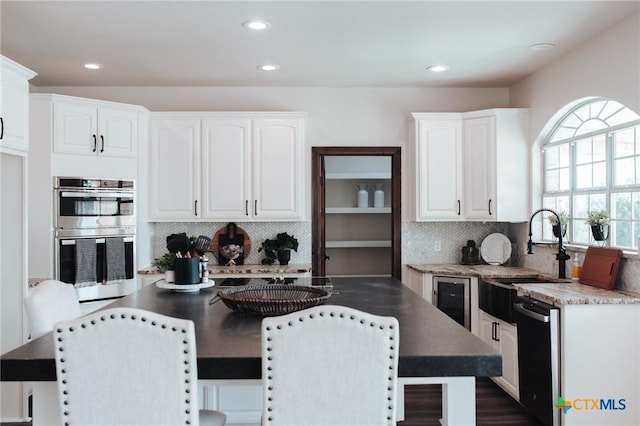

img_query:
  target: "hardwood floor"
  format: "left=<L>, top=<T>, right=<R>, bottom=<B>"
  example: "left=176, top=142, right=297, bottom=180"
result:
left=3, top=378, right=542, bottom=426
left=400, top=378, right=544, bottom=426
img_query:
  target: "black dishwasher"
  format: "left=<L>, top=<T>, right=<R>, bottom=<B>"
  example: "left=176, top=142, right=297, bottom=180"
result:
left=513, top=297, right=560, bottom=426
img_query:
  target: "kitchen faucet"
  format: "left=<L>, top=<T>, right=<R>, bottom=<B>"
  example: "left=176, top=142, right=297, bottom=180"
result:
left=527, top=208, right=571, bottom=279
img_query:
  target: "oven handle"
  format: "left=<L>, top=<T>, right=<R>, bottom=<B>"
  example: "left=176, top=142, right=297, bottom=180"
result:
left=59, top=191, right=134, bottom=198
left=513, top=303, right=550, bottom=323
left=60, top=236, right=135, bottom=245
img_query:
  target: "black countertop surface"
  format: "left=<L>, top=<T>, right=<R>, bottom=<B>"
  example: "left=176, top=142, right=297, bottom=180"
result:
left=2, top=276, right=501, bottom=381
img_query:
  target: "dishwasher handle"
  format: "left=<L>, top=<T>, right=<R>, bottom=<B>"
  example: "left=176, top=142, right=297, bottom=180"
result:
left=513, top=303, right=550, bottom=323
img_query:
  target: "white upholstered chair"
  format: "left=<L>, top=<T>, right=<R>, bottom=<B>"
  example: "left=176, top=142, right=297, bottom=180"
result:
left=53, top=307, right=226, bottom=426
left=261, top=305, right=399, bottom=426
left=24, top=279, right=82, bottom=339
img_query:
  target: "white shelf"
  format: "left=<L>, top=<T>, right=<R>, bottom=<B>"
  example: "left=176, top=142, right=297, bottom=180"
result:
left=325, top=172, right=390, bottom=180
left=326, top=240, right=392, bottom=248
left=325, top=207, right=391, bottom=214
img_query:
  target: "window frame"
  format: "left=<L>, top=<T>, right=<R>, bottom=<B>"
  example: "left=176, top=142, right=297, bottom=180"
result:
left=542, top=98, right=640, bottom=249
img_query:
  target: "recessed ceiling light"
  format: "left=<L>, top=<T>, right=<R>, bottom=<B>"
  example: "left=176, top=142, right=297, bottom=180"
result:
left=84, top=62, right=103, bottom=70
left=426, top=65, right=450, bottom=73
left=530, top=43, right=555, bottom=51
left=258, top=64, right=280, bottom=71
left=243, top=20, right=271, bottom=30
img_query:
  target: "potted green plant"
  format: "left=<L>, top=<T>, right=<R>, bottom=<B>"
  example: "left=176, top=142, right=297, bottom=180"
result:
left=586, top=209, right=610, bottom=241
left=153, top=252, right=176, bottom=282
left=547, top=210, right=570, bottom=238
left=258, top=232, right=299, bottom=265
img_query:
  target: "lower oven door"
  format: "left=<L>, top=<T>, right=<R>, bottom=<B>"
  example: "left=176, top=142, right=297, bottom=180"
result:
left=55, top=234, right=137, bottom=301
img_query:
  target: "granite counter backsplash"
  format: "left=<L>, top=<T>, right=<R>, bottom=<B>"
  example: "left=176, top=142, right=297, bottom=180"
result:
left=513, top=283, right=640, bottom=306
left=408, top=263, right=640, bottom=306
left=139, top=263, right=312, bottom=275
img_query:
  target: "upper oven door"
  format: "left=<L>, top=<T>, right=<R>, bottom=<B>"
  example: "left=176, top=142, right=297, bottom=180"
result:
left=55, top=189, right=135, bottom=229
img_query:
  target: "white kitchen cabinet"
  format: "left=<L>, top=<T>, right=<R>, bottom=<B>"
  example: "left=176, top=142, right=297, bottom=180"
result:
left=149, top=117, right=201, bottom=220
left=53, top=99, right=138, bottom=158
left=478, top=310, right=519, bottom=399
left=0, top=56, right=36, bottom=155
left=411, top=113, right=464, bottom=221
left=149, top=113, right=306, bottom=222
left=202, top=116, right=305, bottom=221
left=462, top=109, right=529, bottom=221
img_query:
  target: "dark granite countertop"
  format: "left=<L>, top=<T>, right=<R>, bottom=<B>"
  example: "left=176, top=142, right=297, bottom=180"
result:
left=2, top=276, right=501, bottom=381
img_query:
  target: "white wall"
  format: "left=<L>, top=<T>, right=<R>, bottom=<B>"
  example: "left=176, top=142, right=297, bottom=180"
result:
left=510, top=12, right=640, bottom=142
left=510, top=12, right=640, bottom=292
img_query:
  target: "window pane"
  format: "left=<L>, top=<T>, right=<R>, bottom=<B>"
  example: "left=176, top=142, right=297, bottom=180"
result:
left=575, top=139, right=592, bottom=165
left=614, top=158, right=635, bottom=185
left=575, top=164, right=592, bottom=188
left=593, top=135, right=606, bottom=161
left=613, top=128, right=635, bottom=157
left=593, top=162, right=606, bottom=187
left=545, top=169, right=559, bottom=191
left=613, top=221, right=632, bottom=248
left=613, top=193, right=632, bottom=220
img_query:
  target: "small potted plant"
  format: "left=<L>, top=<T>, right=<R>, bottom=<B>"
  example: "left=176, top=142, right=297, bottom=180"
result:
left=586, top=209, right=610, bottom=241
left=258, top=232, right=299, bottom=265
left=153, top=252, right=176, bottom=282
left=547, top=210, right=570, bottom=238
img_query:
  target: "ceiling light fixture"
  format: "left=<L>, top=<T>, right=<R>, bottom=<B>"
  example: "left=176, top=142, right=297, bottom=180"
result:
left=83, top=62, right=103, bottom=70
left=529, top=43, right=555, bottom=51
left=243, top=20, right=271, bottom=30
left=426, top=65, right=450, bottom=73
left=258, top=64, right=279, bottom=71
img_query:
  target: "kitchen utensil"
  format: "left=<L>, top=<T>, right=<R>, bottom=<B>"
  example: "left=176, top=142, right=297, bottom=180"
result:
left=194, top=235, right=212, bottom=256
left=166, top=233, right=189, bottom=255
left=480, top=233, right=512, bottom=265
left=579, top=247, right=622, bottom=290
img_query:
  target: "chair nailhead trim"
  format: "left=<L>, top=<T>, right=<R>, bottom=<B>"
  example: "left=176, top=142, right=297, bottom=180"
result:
left=264, top=309, right=398, bottom=425
left=56, top=310, right=196, bottom=425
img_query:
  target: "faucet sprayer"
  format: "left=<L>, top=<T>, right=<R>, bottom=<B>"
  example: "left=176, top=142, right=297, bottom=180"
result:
left=527, top=208, right=571, bottom=279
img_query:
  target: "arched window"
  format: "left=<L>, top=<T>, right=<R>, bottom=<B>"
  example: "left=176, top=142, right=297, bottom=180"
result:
left=542, top=98, right=640, bottom=249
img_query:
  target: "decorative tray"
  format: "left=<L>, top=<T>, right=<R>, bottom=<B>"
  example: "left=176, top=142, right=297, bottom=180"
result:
left=156, top=279, right=215, bottom=292
left=213, top=284, right=331, bottom=316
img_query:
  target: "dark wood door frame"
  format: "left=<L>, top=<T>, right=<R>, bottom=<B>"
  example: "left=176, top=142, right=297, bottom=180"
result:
left=312, top=146, right=402, bottom=279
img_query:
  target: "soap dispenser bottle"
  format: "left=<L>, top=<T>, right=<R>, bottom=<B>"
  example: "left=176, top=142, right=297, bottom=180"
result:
left=571, top=253, right=582, bottom=280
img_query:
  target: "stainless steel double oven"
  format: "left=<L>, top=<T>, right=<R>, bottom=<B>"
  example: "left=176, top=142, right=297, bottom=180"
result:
left=54, top=177, right=137, bottom=302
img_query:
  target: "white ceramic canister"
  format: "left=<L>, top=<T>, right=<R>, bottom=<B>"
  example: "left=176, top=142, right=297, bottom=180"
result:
left=356, top=184, right=368, bottom=208
left=373, top=183, right=384, bottom=208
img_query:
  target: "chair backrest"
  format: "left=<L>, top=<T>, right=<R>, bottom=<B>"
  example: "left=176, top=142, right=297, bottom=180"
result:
left=54, top=307, right=200, bottom=425
left=24, top=279, right=81, bottom=339
left=261, top=305, right=399, bottom=426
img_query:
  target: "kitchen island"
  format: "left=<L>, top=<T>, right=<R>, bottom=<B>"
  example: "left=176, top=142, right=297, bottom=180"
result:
left=2, top=276, right=501, bottom=426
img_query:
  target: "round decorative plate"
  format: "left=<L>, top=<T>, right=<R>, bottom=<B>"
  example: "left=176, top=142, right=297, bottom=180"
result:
left=156, top=279, right=215, bottom=292
left=480, top=233, right=512, bottom=265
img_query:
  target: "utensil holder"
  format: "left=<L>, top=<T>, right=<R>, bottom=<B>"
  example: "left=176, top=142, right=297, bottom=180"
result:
left=174, top=258, right=201, bottom=285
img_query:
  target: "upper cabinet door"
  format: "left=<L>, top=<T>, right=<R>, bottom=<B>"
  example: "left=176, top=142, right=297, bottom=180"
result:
left=201, top=118, right=252, bottom=220
left=463, top=116, right=496, bottom=220
left=149, top=118, right=201, bottom=220
left=252, top=118, right=305, bottom=220
left=97, top=107, right=138, bottom=158
left=413, top=114, right=463, bottom=221
left=0, top=56, right=36, bottom=155
left=463, top=109, right=529, bottom=222
left=54, top=101, right=137, bottom=158
left=54, top=102, right=98, bottom=155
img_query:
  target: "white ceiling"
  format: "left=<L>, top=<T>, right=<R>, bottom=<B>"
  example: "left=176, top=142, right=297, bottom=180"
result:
left=1, top=1, right=638, bottom=88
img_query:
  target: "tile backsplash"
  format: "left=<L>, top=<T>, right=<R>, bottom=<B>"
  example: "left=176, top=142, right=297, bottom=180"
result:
left=152, top=222, right=312, bottom=265
left=151, top=220, right=639, bottom=293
